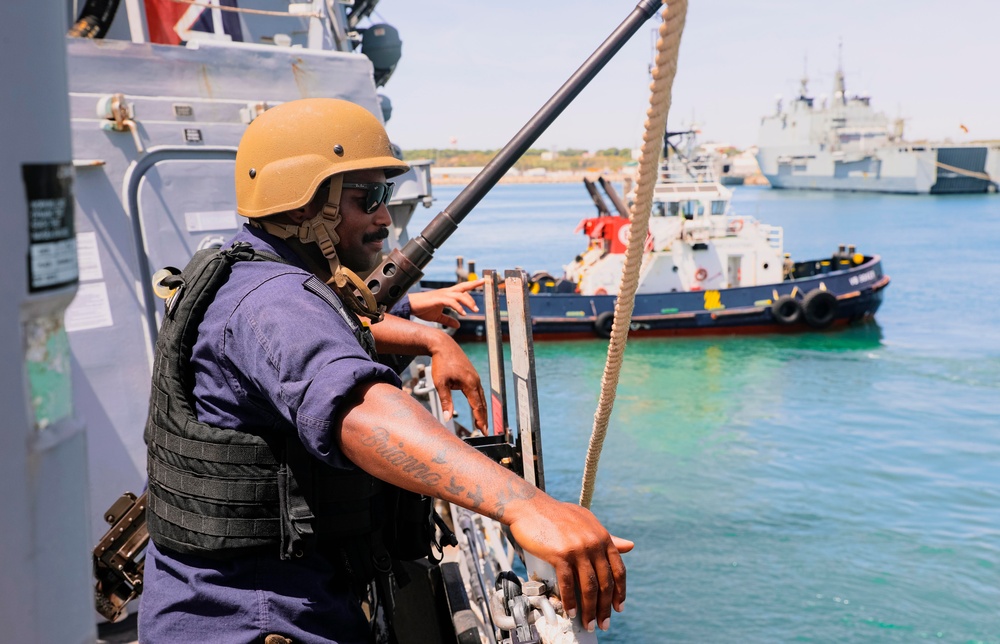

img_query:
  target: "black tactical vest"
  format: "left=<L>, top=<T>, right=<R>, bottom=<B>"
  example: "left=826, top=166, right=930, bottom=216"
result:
left=144, top=242, right=394, bottom=577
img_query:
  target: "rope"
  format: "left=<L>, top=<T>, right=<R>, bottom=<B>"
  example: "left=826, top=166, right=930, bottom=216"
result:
left=933, top=160, right=993, bottom=182
left=168, top=0, right=323, bottom=19
left=579, top=0, right=687, bottom=509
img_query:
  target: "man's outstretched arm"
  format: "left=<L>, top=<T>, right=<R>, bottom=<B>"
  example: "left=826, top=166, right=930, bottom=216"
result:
left=336, top=381, right=633, bottom=633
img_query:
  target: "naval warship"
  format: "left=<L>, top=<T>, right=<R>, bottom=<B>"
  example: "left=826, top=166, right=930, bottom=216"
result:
left=755, top=68, right=999, bottom=194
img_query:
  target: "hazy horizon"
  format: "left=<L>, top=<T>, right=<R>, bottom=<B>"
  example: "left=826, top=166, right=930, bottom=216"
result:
left=375, top=0, right=999, bottom=152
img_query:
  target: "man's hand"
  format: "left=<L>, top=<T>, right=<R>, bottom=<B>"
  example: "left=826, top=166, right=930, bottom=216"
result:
left=507, top=499, right=633, bottom=632
left=338, top=384, right=632, bottom=634
left=408, top=279, right=484, bottom=329
left=427, top=333, right=487, bottom=431
left=369, top=313, right=488, bottom=431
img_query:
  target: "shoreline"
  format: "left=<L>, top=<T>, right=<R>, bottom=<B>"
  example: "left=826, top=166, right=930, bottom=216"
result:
left=431, top=171, right=628, bottom=185
left=431, top=171, right=770, bottom=186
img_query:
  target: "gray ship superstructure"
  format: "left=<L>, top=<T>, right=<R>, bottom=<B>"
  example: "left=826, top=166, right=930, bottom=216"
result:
left=64, top=3, right=433, bottom=548
left=755, top=70, right=998, bottom=194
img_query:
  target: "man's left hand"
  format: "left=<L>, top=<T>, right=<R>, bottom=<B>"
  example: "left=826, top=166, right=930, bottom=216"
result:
left=408, top=279, right=484, bottom=329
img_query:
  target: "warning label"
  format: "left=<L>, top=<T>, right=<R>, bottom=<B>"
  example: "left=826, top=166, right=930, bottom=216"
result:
left=24, top=163, right=77, bottom=292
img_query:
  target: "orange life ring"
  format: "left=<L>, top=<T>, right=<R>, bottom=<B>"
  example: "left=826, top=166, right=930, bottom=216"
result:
left=695, top=267, right=708, bottom=281
left=728, top=218, right=744, bottom=234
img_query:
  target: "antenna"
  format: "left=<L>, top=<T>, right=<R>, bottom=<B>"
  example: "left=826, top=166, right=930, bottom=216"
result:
left=833, top=39, right=846, bottom=105
left=799, top=53, right=809, bottom=98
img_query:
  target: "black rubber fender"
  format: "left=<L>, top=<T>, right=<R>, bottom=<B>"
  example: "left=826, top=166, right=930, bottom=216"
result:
left=802, top=289, right=838, bottom=329
left=594, top=311, right=615, bottom=339
left=770, top=295, right=802, bottom=325
left=529, top=271, right=557, bottom=294
left=530, top=270, right=556, bottom=283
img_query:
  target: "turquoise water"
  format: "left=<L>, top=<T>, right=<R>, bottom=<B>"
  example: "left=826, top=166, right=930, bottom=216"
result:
left=412, top=184, right=1000, bottom=642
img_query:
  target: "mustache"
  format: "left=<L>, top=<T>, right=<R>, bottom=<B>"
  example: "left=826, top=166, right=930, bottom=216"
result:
left=362, top=227, right=390, bottom=244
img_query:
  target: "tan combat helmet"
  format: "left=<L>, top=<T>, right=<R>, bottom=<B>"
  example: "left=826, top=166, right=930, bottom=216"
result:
left=234, top=98, right=409, bottom=321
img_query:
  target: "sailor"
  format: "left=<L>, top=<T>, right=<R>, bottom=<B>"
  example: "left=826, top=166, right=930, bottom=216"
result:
left=138, top=98, right=632, bottom=643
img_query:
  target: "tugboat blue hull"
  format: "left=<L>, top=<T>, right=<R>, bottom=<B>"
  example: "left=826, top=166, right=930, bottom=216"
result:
left=434, top=256, right=888, bottom=341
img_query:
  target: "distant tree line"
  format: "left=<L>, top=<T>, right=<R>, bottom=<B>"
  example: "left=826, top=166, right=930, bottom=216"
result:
left=403, top=147, right=637, bottom=172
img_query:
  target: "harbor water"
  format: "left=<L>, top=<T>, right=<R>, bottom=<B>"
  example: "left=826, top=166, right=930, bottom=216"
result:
left=412, top=184, right=1000, bottom=642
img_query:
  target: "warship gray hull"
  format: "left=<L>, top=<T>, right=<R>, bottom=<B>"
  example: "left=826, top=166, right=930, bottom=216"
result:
left=759, top=144, right=998, bottom=194
left=756, top=67, right=999, bottom=195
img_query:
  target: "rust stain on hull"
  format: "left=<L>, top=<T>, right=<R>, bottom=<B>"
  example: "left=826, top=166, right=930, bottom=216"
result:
left=198, top=64, right=213, bottom=98
left=291, top=57, right=312, bottom=98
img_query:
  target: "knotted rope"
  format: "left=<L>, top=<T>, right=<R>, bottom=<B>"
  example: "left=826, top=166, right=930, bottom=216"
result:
left=579, top=0, right=687, bottom=509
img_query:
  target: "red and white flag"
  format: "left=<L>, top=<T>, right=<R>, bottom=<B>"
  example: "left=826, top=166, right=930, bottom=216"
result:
left=144, top=0, right=244, bottom=45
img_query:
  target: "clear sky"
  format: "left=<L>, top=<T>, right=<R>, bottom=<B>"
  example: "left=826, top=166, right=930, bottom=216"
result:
left=372, top=0, right=999, bottom=152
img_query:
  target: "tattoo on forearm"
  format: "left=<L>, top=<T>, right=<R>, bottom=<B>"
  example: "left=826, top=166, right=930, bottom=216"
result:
left=445, top=476, right=465, bottom=496
left=362, top=427, right=442, bottom=487
left=492, top=479, right=538, bottom=521
left=466, top=484, right=484, bottom=509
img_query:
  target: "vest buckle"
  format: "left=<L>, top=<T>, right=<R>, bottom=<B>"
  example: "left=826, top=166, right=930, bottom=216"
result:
left=225, top=241, right=256, bottom=262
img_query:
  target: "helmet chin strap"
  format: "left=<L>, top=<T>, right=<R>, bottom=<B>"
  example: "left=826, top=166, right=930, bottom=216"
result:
left=251, top=174, right=385, bottom=323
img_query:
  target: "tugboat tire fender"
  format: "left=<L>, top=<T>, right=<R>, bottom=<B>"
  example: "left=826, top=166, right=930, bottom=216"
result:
left=530, top=270, right=556, bottom=283
left=770, top=295, right=802, bottom=325
left=802, top=289, right=838, bottom=329
left=594, top=311, right=615, bottom=339
left=529, top=271, right=557, bottom=294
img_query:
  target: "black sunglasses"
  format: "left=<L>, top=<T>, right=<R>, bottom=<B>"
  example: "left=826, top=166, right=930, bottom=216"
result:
left=342, top=181, right=395, bottom=213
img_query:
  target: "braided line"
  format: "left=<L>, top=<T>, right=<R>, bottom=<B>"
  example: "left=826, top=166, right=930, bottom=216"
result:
left=579, top=0, right=687, bottom=509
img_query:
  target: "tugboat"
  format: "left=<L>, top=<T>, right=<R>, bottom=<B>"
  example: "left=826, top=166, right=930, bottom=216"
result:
left=442, top=132, right=890, bottom=341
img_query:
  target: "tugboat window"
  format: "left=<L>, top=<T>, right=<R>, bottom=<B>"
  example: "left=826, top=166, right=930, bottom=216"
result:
left=681, top=200, right=703, bottom=218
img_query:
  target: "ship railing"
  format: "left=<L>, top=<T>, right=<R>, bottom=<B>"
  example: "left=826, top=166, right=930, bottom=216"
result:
left=651, top=185, right=728, bottom=205
left=710, top=215, right=744, bottom=237
left=658, top=157, right=719, bottom=184
left=709, top=215, right=783, bottom=249
left=707, top=219, right=729, bottom=238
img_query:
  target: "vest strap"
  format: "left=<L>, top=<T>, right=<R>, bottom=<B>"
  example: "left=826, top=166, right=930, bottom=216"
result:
left=304, top=275, right=379, bottom=359
left=149, top=492, right=280, bottom=538
left=149, top=423, right=279, bottom=466
left=149, top=455, right=279, bottom=504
